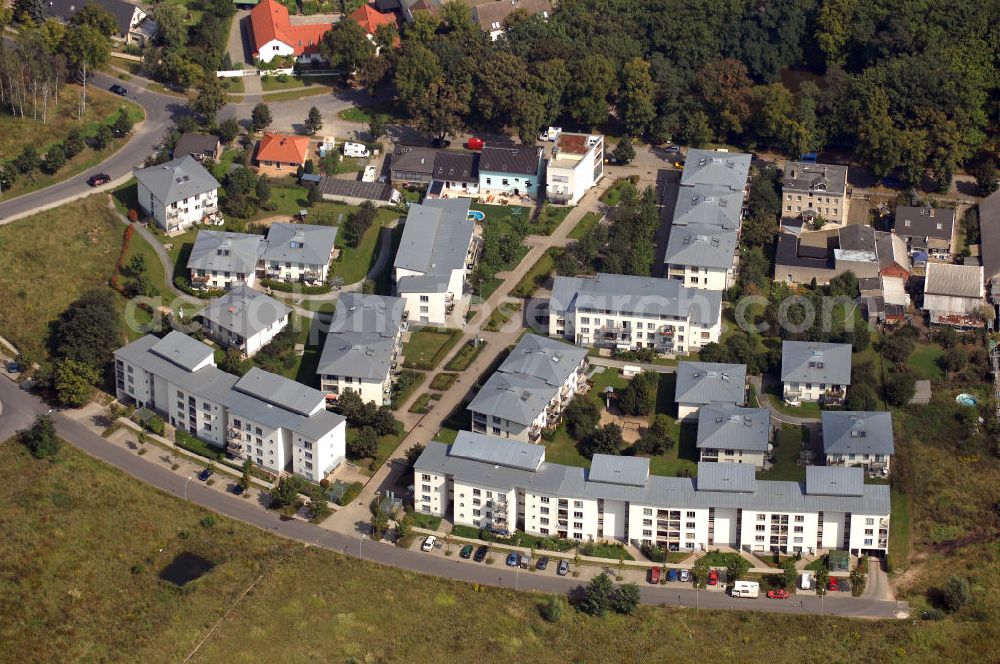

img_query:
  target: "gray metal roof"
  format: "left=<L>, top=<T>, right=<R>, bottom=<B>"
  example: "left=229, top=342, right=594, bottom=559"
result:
left=675, top=361, right=747, bottom=406
left=497, top=334, right=587, bottom=387
left=479, top=145, right=542, bottom=176
left=186, top=231, right=265, bottom=276
left=198, top=285, right=291, bottom=339
left=415, top=443, right=890, bottom=514
left=680, top=150, right=751, bottom=191
left=806, top=466, right=864, bottom=496
left=173, top=133, right=220, bottom=159
left=150, top=331, right=214, bottom=371
left=261, top=223, right=338, bottom=267
left=46, top=0, right=140, bottom=37
left=224, top=387, right=345, bottom=439
left=894, top=206, right=955, bottom=242
left=696, top=462, right=756, bottom=492
left=663, top=223, right=738, bottom=270
left=780, top=341, right=853, bottom=386
left=316, top=177, right=398, bottom=202
left=672, top=183, right=743, bottom=230
left=923, top=262, right=984, bottom=299
left=587, top=454, right=649, bottom=487
left=114, top=334, right=238, bottom=402
left=979, top=190, right=1000, bottom=280
left=317, top=331, right=396, bottom=381
left=550, top=273, right=722, bottom=327
left=696, top=404, right=770, bottom=452
left=450, top=431, right=544, bottom=471
left=395, top=274, right=451, bottom=293
left=467, top=372, right=556, bottom=426
left=390, top=145, right=437, bottom=176
left=233, top=367, right=324, bottom=417
left=293, top=408, right=346, bottom=440
left=394, top=199, right=474, bottom=287
left=821, top=411, right=895, bottom=457
left=328, top=292, right=405, bottom=336
left=781, top=161, right=848, bottom=196
left=133, top=155, right=220, bottom=205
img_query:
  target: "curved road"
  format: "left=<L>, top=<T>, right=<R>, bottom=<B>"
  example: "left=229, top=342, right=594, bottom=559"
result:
left=0, top=378, right=904, bottom=619
left=0, top=72, right=188, bottom=224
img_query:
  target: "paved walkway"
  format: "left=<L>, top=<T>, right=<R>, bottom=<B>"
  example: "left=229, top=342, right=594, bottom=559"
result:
left=749, top=375, right=822, bottom=425
left=588, top=356, right=678, bottom=374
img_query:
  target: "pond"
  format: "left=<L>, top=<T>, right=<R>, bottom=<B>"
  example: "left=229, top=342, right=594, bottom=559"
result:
left=159, top=552, right=216, bottom=587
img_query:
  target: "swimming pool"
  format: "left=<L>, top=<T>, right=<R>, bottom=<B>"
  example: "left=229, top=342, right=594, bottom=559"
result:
left=956, top=393, right=979, bottom=407
left=468, top=210, right=485, bottom=221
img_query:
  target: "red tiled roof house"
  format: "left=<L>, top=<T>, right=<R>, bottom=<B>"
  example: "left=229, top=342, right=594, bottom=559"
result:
left=248, top=0, right=331, bottom=63
left=255, top=132, right=312, bottom=176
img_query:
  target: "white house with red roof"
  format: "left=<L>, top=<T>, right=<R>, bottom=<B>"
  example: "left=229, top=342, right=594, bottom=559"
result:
left=249, top=0, right=332, bottom=63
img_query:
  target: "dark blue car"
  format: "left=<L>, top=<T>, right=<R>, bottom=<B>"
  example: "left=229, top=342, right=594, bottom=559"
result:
left=668, top=568, right=678, bottom=582
left=505, top=552, right=520, bottom=567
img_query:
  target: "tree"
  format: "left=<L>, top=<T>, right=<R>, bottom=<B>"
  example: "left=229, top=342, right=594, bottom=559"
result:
left=844, top=383, right=878, bottom=411
left=112, top=108, right=134, bottom=136
left=610, top=582, right=641, bottom=615
left=14, top=146, right=40, bottom=173
left=319, top=18, right=375, bottom=75
left=580, top=423, right=624, bottom=459
left=370, top=509, right=389, bottom=540
left=319, top=151, right=341, bottom=176
left=63, top=129, right=85, bottom=158
left=878, top=334, right=915, bottom=365
left=225, top=166, right=258, bottom=197
left=942, top=575, right=971, bottom=612
left=349, top=426, right=378, bottom=460
left=618, top=58, right=656, bottom=135
left=255, top=174, right=271, bottom=206
left=782, top=559, right=797, bottom=590
left=270, top=475, right=304, bottom=508
left=618, top=371, right=657, bottom=416
left=42, top=144, right=66, bottom=174
left=151, top=3, right=187, bottom=47
left=884, top=370, right=916, bottom=407
left=70, top=4, right=118, bottom=35
left=0, top=163, right=18, bottom=191
left=695, top=59, right=752, bottom=139
left=306, top=184, right=321, bottom=207
left=218, top=117, right=240, bottom=144
left=18, top=415, right=60, bottom=459
left=404, top=444, right=425, bottom=471
left=579, top=573, right=613, bottom=617
left=220, top=346, right=250, bottom=376
left=13, top=0, right=45, bottom=24
left=304, top=106, right=323, bottom=135
left=191, top=75, right=226, bottom=124
left=540, top=595, right=563, bottom=623
left=726, top=556, right=751, bottom=584
left=238, top=459, right=253, bottom=491
left=565, top=394, right=600, bottom=439
left=939, top=347, right=969, bottom=374
left=373, top=407, right=399, bottom=436
left=611, top=138, right=635, bottom=164
left=692, top=557, right=710, bottom=589
left=52, top=289, right=122, bottom=369
left=54, top=358, right=98, bottom=407
left=634, top=415, right=674, bottom=455
left=250, top=102, right=272, bottom=132
left=93, top=124, right=114, bottom=150
left=852, top=319, right=871, bottom=352
left=566, top=55, right=614, bottom=127
left=368, top=113, right=387, bottom=141
left=682, top=111, right=713, bottom=148
left=974, top=160, right=998, bottom=197
left=410, top=77, right=471, bottom=141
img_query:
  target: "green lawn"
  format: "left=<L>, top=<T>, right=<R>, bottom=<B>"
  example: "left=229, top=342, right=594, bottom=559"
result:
left=402, top=328, right=462, bottom=370
left=260, top=74, right=340, bottom=92
left=445, top=339, right=486, bottom=371
left=512, top=248, right=562, bottom=298
left=483, top=302, right=522, bottom=331
left=599, top=178, right=637, bottom=207
left=580, top=542, right=635, bottom=561
left=907, top=343, right=944, bottom=381
left=757, top=425, right=807, bottom=482
left=220, top=77, right=244, bottom=94
left=430, top=373, right=458, bottom=390
left=761, top=383, right=822, bottom=418
left=391, top=369, right=425, bottom=409
left=408, top=392, right=434, bottom=414
left=888, top=488, right=912, bottom=570
left=568, top=211, right=602, bottom=240
left=534, top=203, right=573, bottom=235
left=337, top=106, right=373, bottom=123
left=259, top=87, right=331, bottom=102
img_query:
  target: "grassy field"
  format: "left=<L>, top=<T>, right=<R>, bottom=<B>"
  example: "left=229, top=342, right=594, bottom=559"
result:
left=483, top=302, right=522, bottom=331
left=757, top=424, right=807, bottom=481
left=534, top=203, right=573, bottom=235
left=907, top=343, right=944, bottom=381
left=568, top=211, right=602, bottom=239
left=260, top=74, right=340, bottom=92
left=512, top=248, right=561, bottom=298
left=445, top=339, right=486, bottom=371
left=599, top=178, right=636, bottom=206
left=402, top=328, right=462, bottom=370
left=0, top=86, right=144, bottom=198
left=259, top=87, right=331, bottom=103
left=0, top=195, right=124, bottom=358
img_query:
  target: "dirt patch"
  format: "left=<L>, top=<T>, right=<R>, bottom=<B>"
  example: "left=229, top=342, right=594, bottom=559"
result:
left=598, top=405, right=646, bottom=444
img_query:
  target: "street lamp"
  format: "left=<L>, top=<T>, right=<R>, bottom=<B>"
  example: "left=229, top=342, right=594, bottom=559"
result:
left=360, top=533, right=366, bottom=558
left=184, top=475, right=193, bottom=501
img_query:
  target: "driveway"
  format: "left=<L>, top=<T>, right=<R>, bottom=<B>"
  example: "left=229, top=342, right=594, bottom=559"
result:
left=228, top=11, right=252, bottom=68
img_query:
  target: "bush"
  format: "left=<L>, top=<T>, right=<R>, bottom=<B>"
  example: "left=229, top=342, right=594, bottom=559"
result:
left=942, top=575, right=971, bottom=612
left=540, top=595, right=564, bottom=623
left=640, top=542, right=666, bottom=563
left=334, top=481, right=363, bottom=506
left=18, top=415, right=61, bottom=459
left=175, top=430, right=221, bottom=460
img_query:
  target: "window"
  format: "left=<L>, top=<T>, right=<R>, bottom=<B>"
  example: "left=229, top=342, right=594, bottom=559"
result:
left=473, top=498, right=481, bottom=506
left=794, top=526, right=803, bottom=533
left=540, top=528, right=549, bottom=535
left=686, top=522, right=695, bottom=529
left=757, top=513, right=766, bottom=521
left=643, top=508, right=652, bottom=516
left=686, top=511, right=695, bottom=518
left=422, top=474, right=431, bottom=481
left=473, top=509, right=481, bottom=516
left=643, top=518, right=652, bottom=526
left=419, top=295, right=429, bottom=302
left=573, top=511, right=583, bottom=519
left=473, top=489, right=480, bottom=496
left=573, top=522, right=583, bottom=530
left=756, top=524, right=765, bottom=532
left=643, top=529, right=652, bottom=537
left=865, top=518, right=874, bottom=525
left=755, top=535, right=765, bottom=542
left=794, top=515, right=804, bottom=522
left=422, top=484, right=430, bottom=493
left=540, top=496, right=550, bottom=503
left=422, top=505, right=430, bottom=513
left=540, top=517, right=549, bottom=525
left=539, top=506, right=549, bottom=515
left=574, top=500, right=583, bottom=508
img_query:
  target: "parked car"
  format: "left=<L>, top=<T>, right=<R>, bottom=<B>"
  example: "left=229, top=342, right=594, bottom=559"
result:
left=679, top=569, right=690, bottom=583
left=708, top=569, right=719, bottom=586
left=664, top=145, right=682, bottom=154
left=649, top=566, right=661, bottom=584
left=767, top=589, right=790, bottom=600
left=421, top=536, right=437, bottom=552
left=828, top=577, right=840, bottom=592
left=6, top=361, right=20, bottom=373
left=519, top=553, right=531, bottom=569
left=459, top=545, right=474, bottom=559
left=87, top=173, right=111, bottom=187
left=109, top=84, right=127, bottom=96
left=668, top=568, right=678, bottom=582
left=466, top=137, right=485, bottom=150
left=505, top=552, right=520, bottom=567
left=432, top=137, right=451, bottom=149
left=232, top=484, right=245, bottom=495
left=197, top=468, right=214, bottom=481
left=473, top=545, right=488, bottom=562
left=557, top=559, right=569, bottom=576
left=535, top=556, right=549, bottom=571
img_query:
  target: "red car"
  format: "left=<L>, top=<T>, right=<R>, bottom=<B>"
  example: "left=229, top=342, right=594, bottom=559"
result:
left=767, top=589, right=790, bottom=599
left=828, top=578, right=839, bottom=592
left=465, top=137, right=485, bottom=150
left=648, top=566, right=660, bottom=584
left=708, top=569, right=719, bottom=586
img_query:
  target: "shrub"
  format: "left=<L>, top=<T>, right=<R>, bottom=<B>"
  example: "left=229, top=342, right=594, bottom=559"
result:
left=200, top=515, right=216, bottom=528
left=540, top=595, right=564, bottom=623
left=640, top=542, right=666, bottom=563
left=18, top=415, right=61, bottom=459
left=942, top=575, right=971, bottom=612
left=335, top=481, right=363, bottom=506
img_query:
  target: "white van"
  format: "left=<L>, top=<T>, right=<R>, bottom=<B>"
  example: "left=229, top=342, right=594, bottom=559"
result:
left=343, top=141, right=371, bottom=158
left=731, top=581, right=759, bottom=598
left=799, top=572, right=813, bottom=590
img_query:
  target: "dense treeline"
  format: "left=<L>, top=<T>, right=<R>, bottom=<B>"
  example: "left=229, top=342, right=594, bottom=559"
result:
left=346, top=0, right=1000, bottom=190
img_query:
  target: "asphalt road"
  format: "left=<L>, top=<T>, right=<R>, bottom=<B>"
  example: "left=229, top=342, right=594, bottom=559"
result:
left=0, top=72, right=187, bottom=224
left=0, top=378, right=904, bottom=620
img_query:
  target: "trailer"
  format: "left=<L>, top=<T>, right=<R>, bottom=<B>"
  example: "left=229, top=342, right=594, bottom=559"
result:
left=731, top=581, right=759, bottom=598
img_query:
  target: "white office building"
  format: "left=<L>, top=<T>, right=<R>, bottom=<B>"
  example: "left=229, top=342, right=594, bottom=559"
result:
left=546, top=132, right=604, bottom=205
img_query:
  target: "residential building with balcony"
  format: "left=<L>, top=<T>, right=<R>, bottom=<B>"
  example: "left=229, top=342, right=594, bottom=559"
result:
left=197, top=285, right=291, bottom=358
left=663, top=223, right=739, bottom=290
left=696, top=403, right=771, bottom=467
left=186, top=231, right=267, bottom=290
left=780, top=341, right=852, bottom=404
left=317, top=292, right=406, bottom=406
left=414, top=441, right=890, bottom=556
left=781, top=161, right=849, bottom=227
left=260, top=223, right=338, bottom=284
left=468, top=334, right=588, bottom=443
left=674, top=361, right=747, bottom=421
left=393, top=199, right=477, bottom=325
left=549, top=273, right=722, bottom=355
left=545, top=132, right=604, bottom=205
left=133, top=155, right=221, bottom=233
left=822, top=411, right=894, bottom=474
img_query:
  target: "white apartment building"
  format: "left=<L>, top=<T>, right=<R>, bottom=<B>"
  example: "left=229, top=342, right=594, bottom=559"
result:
left=133, top=155, right=221, bottom=233
left=317, top=292, right=406, bottom=406
left=696, top=403, right=771, bottom=468
left=197, top=285, right=291, bottom=358
left=393, top=199, right=477, bottom=325
left=663, top=224, right=740, bottom=290
left=414, top=437, right=890, bottom=556
left=546, top=132, right=604, bottom=205
left=260, top=223, right=338, bottom=284
left=781, top=341, right=853, bottom=404
left=187, top=231, right=266, bottom=290
left=467, top=334, right=588, bottom=443
left=781, top=161, right=849, bottom=226
left=549, top=273, right=722, bottom=355
left=822, top=411, right=894, bottom=474
left=674, top=361, right=748, bottom=421
left=114, top=332, right=346, bottom=483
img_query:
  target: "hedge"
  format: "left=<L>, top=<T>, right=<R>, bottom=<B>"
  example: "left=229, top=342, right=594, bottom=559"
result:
left=175, top=429, right=223, bottom=460
left=261, top=278, right=331, bottom=294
